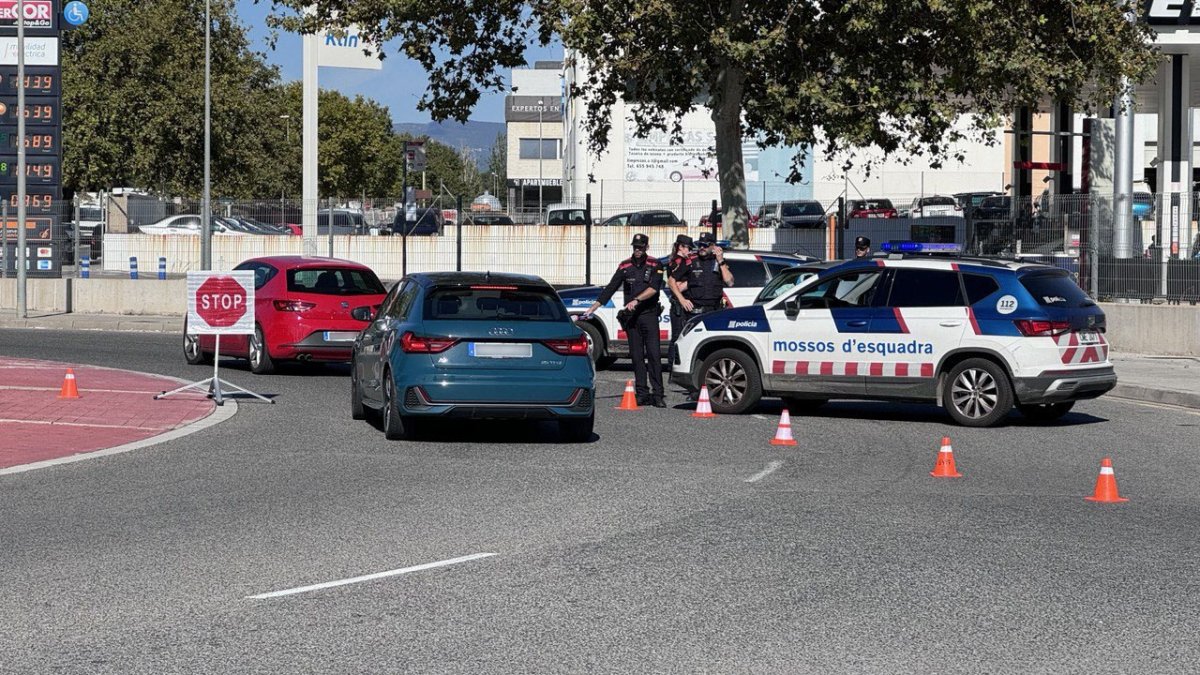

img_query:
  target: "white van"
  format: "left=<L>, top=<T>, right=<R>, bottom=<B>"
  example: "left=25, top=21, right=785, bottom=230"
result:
left=544, top=203, right=589, bottom=225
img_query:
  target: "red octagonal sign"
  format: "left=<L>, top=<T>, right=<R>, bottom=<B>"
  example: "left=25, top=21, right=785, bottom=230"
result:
left=196, top=276, right=248, bottom=328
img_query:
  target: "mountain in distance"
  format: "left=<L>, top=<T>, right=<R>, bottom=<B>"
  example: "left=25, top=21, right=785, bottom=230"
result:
left=393, top=120, right=505, bottom=168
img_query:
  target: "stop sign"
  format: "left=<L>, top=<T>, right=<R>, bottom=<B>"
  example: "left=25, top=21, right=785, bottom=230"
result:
left=196, top=276, right=248, bottom=328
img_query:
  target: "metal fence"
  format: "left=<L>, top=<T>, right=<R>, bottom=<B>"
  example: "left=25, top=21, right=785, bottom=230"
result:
left=8, top=190, right=1199, bottom=304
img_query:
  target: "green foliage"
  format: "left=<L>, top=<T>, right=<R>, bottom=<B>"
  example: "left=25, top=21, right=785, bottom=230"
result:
left=268, top=0, right=1159, bottom=244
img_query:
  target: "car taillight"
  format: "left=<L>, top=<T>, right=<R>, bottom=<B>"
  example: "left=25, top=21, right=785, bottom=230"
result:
left=1014, top=319, right=1071, bottom=337
left=273, top=300, right=317, bottom=312
left=543, top=335, right=590, bottom=356
left=400, top=331, right=458, bottom=353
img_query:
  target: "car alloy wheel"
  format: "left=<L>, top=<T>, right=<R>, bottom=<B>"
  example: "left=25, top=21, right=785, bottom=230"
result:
left=951, top=367, right=999, bottom=420
left=249, top=333, right=263, bottom=368
left=706, top=357, right=748, bottom=406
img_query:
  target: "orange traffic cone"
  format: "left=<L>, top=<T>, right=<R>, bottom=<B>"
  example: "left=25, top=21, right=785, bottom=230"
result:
left=57, top=368, right=80, bottom=399
left=692, top=385, right=716, bottom=418
left=770, top=409, right=797, bottom=446
left=1085, top=457, right=1128, bottom=503
left=930, top=436, right=962, bottom=478
left=615, top=380, right=639, bottom=410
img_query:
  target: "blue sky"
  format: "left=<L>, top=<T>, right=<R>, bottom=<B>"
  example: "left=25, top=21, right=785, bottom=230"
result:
left=237, top=1, right=563, bottom=125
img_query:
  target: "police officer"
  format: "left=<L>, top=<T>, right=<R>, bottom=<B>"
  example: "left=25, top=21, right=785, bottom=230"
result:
left=854, top=236, right=872, bottom=258
left=582, top=233, right=666, bottom=407
left=666, top=234, right=694, bottom=359
left=673, top=232, right=734, bottom=316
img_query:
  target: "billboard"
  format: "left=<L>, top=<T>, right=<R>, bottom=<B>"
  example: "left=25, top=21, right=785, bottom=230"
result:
left=0, top=0, right=55, bottom=29
left=622, top=123, right=769, bottom=183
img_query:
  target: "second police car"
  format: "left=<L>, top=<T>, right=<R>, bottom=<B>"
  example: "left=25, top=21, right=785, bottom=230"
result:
left=559, top=248, right=816, bottom=368
left=670, top=243, right=1117, bottom=427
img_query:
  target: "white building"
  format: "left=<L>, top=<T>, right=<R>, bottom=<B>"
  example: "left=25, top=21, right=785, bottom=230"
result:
left=506, top=63, right=564, bottom=214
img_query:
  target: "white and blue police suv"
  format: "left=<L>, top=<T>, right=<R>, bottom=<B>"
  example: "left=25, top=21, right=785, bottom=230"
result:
left=670, top=243, right=1117, bottom=427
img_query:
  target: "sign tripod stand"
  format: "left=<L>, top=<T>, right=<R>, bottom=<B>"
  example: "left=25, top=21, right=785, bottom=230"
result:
left=156, top=271, right=273, bottom=406
left=155, top=333, right=274, bottom=406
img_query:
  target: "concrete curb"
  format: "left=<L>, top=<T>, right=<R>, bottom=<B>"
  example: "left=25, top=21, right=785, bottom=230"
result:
left=1110, top=384, right=1200, bottom=411
left=0, top=316, right=180, bottom=333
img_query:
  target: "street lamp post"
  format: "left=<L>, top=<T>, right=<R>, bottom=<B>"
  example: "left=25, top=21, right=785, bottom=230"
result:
left=279, top=114, right=291, bottom=225
left=538, top=98, right=544, bottom=216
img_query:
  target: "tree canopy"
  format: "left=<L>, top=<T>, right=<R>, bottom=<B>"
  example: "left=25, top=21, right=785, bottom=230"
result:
left=270, top=0, right=1159, bottom=245
left=61, top=0, right=483, bottom=202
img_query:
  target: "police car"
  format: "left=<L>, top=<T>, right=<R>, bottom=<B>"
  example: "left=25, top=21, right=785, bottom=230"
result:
left=559, top=249, right=816, bottom=368
left=670, top=243, right=1117, bottom=427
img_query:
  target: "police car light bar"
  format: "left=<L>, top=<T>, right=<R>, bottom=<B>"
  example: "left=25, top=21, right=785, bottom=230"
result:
left=879, top=241, right=963, bottom=254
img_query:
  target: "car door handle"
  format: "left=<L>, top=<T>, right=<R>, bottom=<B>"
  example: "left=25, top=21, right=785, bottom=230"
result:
left=939, top=321, right=964, bottom=327
left=847, top=320, right=868, bottom=328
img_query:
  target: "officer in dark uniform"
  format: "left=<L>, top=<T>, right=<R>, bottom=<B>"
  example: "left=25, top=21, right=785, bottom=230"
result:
left=582, top=233, right=666, bottom=407
left=673, top=232, right=734, bottom=316
left=666, top=234, right=694, bottom=359
left=854, top=236, right=872, bottom=258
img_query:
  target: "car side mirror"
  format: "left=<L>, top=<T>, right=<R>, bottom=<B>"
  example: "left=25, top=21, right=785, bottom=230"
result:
left=351, top=306, right=375, bottom=322
left=784, top=297, right=799, bottom=319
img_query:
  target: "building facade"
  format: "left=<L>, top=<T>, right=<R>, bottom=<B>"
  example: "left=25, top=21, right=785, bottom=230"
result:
left=506, top=63, right=564, bottom=215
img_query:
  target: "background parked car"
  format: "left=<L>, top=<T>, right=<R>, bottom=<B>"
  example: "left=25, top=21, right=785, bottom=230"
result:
left=317, top=209, right=366, bottom=235
left=463, top=213, right=515, bottom=225
left=544, top=203, right=590, bottom=225
left=907, top=195, right=962, bottom=218
left=598, top=210, right=684, bottom=227
left=846, top=199, right=898, bottom=218
left=757, top=200, right=826, bottom=228
left=139, top=215, right=243, bottom=236
left=954, top=191, right=1002, bottom=212
left=390, top=208, right=443, bottom=236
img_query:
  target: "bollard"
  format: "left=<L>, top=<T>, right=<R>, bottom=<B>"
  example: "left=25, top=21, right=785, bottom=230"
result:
left=81, top=255, right=90, bottom=279
left=129, top=256, right=138, bottom=280
left=158, top=256, right=167, bottom=280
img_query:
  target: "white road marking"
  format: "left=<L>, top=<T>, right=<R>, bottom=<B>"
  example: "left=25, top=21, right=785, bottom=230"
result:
left=753, top=414, right=769, bottom=420
left=745, top=461, right=784, bottom=483
left=0, top=385, right=173, bottom=395
left=246, top=553, right=498, bottom=599
left=0, top=418, right=167, bottom=432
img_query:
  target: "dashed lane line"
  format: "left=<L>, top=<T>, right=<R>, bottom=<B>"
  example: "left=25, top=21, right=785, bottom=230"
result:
left=246, top=553, right=498, bottom=599
left=745, top=461, right=784, bottom=483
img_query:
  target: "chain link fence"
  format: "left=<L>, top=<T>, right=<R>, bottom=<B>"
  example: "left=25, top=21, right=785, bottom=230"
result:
left=9, top=189, right=1197, bottom=303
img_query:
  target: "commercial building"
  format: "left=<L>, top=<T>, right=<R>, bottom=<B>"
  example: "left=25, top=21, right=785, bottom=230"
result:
left=505, top=63, right=564, bottom=215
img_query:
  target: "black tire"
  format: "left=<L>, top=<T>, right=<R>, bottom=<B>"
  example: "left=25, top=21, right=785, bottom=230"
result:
left=1017, top=401, right=1075, bottom=423
left=942, top=358, right=1014, bottom=427
left=382, top=370, right=408, bottom=440
left=248, top=324, right=275, bottom=375
left=350, top=358, right=366, bottom=421
left=698, top=348, right=762, bottom=415
left=559, top=414, right=595, bottom=442
left=183, top=320, right=211, bottom=365
left=783, top=397, right=828, bottom=415
left=578, top=320, right=615, bottom=370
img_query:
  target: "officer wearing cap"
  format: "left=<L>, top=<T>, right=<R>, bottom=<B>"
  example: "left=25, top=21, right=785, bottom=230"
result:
left=666, top=234, right=694, bottom=358
left=582, top=233, right=666, bottom=407
left=854, top=236, right=872, bottom=258
left=673, top=232, right=734, bottom=316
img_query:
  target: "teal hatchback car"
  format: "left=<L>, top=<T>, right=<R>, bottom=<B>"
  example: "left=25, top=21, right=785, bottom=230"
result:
left=351, top=272, right=596, bottom=441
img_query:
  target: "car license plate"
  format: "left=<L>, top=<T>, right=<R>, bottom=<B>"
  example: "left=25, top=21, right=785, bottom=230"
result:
left=323, top=331, right=358, bottom=343
left=1077, top=330, right=1100, bottom=345
left=868, top=213, right=883, bottom=218
left=470, top=342, right=532, bottom=358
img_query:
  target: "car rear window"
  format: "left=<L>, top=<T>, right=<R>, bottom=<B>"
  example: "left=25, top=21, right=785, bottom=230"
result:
left=1019, top=271, right=1093, bottom=307
left=288, top=268, right=386, bottom=295
left=782, top=202, right=823, bottom=217
left=425, top=286, right=568, bottom=322
left=922, top=197, right=956, bottom=207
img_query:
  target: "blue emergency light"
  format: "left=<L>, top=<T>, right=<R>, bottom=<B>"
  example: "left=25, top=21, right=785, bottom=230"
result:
left=880, top=241, right=963, bottom=253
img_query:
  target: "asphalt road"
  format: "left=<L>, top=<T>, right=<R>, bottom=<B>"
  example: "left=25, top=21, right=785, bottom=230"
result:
left=2, top=328, right=1199, bottom=673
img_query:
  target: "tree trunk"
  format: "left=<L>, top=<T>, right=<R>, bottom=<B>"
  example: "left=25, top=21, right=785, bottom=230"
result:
left=711, top=64, right=749, bottom=248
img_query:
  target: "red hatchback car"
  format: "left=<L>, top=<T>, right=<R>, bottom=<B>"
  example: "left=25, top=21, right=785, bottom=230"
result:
left=184, top=256, right=388, bottom=374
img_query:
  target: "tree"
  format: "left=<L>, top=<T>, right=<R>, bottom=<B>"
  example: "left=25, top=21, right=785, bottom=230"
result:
left=485, top=133, right=507, bottom=199
left=269, top=0, right=1157, bottom=246
left=392, top=134, right=483, bottom=200
left=62, top=0, right=282, bottom=197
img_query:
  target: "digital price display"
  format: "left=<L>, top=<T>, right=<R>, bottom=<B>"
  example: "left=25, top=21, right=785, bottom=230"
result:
left=0, top=155, right=58, bottom=185
left=0, top=187, right=59, bottom=215
left=0, top=126, right=56, bottom=153
left=0, top=97, right=57, bottom=125
left=0, top=68, right=58, bottom=95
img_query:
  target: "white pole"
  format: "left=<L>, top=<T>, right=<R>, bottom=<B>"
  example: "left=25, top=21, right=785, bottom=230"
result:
left=16, top=0, right=26, bottom=317
left=538, top=99, right=544, bottom=215
left=302, top=19, right=319, bottom=257
left=201, top=0, right=212, bottom=270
